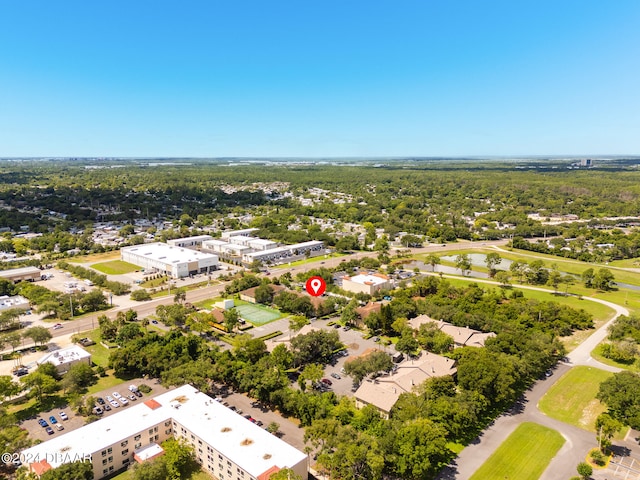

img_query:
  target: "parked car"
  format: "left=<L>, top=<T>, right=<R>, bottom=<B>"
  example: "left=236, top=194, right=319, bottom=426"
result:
left=110, top=400, right=120, bottom=408
left=45, top=427, right=54, bottom=435
left=49, top=415, right=57, bottom=424
left=330, top=373, right=341, bottom=380
left=128, top=384, right=139, bottom=393
left=120, top=397, right=129, bottom=405
left=93, top=406, right=103, bottom=415
left=59, top=411, right=68, bottom=421
left=129, top=394, right=137, bottom=401
left=52, top=323, right=63, bottom=330
left=112, top=392, right=122, bottom=399
left=105, top=395, right=114, bottom=402
left=96, top=397, right=105, bottom=405
left=134, top=390, right=142, bottom=397
left=321, top=378, right=333, bottom=386
left=55, top=424, right=64, bottom=431
left=38, top=419, right=48, bottom=428
left=103, top=403, right=111, bottom=411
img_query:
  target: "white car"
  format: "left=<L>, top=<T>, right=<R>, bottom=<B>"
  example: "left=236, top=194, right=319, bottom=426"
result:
left=106, top=395, right=114, bottom=402
left=59, top=412, right=68, bottom=421
left=112, top=392, right=122, bottom=399
left=110, top=400, right=120, bottom=408
left=120, top=397, right=129, bottom=405
left=52, top=324, right=63, bottom=330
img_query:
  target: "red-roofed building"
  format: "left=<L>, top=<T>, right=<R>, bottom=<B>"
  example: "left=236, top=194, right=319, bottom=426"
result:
left=29, top=459, right=53, bottom=477
left=258, top=465, right=281, bottom=480
left=144, top=399, right=162, bottom=410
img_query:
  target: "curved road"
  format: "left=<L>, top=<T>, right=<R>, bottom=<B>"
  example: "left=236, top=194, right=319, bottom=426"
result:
left=434, top=273, right=629, bottom=480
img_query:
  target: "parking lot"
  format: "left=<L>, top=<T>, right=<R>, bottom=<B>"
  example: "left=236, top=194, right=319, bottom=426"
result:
left=21, top=379, right=170, bottom=442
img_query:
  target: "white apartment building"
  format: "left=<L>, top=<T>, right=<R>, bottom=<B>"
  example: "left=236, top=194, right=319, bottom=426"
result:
left=121, top=243, right=219, bottom=279
left=22, top=385, right=307, bottom=480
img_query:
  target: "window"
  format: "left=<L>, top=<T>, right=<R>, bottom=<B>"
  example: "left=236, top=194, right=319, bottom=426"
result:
left=165, top=429, right=172, bottom=435
left=121, top=440, right=128, bottom=447
left=108, top=456, right=113, bottom=463
left=228, top=470, right=232, bottom=477
left=227, top=461, right=232, bottom=467
left=134, top=434, right=141, bottom=441
left=218, top=454, right=223, bottom=461
left=219, top=463, right=223, bottom=471
left=121, top=449, right=128, bottom=456
left=109, top=466, right=114, bottom=472
left=190, top=434, right=195, bottom=440
left=102, top=459, right=107, bottom=466
left=135, top=443, right=142, bottom=449
left=107, top=448, right=112, bottom=454
left=198, top=439, right=202, bottom=445
left=123, top=459, right=130, bottom=466
left=165, top=421, right=171, bottom=427
left=154, top=426, right=158, bottom=433
left=102, top=451, right=106, bottom=457
left=148, top=429, right=154, bottom=435
left=149, top=437, right=154, bottom=443
left=103, top=469, right=108, bottom=475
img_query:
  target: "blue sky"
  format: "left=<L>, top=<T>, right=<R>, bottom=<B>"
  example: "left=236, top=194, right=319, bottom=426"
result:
left=1, top=1, right=639, bottom=157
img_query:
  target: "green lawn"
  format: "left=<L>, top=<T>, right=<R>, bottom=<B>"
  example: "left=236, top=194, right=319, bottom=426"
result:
left=111, top=467, right=212, bottom=480
left=428, top=247, right=640, bottom=287
left=538, top=366, right=612, bottom=431
left=441, top=277, right=616, bottom=323
left=271, top=252, right=346, bottom=268
left=591, top=343, right=640, bottom=372
left=469, top=422, right=564, bottom=480
left=91, top=260, right=140, bottom=275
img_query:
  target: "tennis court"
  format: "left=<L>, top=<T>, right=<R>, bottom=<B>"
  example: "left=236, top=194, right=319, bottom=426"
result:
left=235, top=304, right=282, bottom=325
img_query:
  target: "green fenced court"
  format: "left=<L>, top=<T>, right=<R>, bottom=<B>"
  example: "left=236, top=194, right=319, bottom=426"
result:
left=235, top=304, right=282, bottom=325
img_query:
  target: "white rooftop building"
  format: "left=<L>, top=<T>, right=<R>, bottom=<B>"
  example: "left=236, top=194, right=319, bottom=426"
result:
left=121, top=242, right=219, bottom=279
left=242, top=241, right=324, bottom=264
left=167, top=235, right=214, bottom=249
left=37, top=345, right=92, bottom=374
left=0, top=294, right=30, bottom=312
left=22, top=385, right=307, bottom=480
left=341, top=273, right=392, bottom=295
left=221, top=228, right=259, bottom=239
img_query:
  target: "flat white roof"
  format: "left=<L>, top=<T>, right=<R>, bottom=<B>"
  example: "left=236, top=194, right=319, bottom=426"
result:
left=347, top=274, right=389, bottom=286
left=0, top=295, right=29, bottom=310
left=38, top=345, right=91, bottom=367
left=121, top=242, right=217, bottom=264
left=221, top=228, right=259, bottom=238
left=248, top=239, right=277, bottom=246
left=168, top=235, right=213, bottom=243
left=22, top=385, right=306, bottom=477
left=202, top=239, right=229, bottom=246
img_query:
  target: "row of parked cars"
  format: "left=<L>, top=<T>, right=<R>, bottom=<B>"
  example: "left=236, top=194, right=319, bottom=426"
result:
left=93, top=385, right=142, bottom=415
left=38, top=412, right=68, bottom=435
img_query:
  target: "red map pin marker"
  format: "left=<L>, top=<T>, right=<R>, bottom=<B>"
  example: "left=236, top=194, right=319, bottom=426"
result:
left=305, top=276, right=326, bottom=296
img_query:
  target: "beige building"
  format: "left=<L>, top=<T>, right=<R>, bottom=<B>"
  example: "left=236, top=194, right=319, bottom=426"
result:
left=354, top=351, right=457, bottom=419
left=409, top=315, right=495, bottom=348
left=37, top=345, right=92, bottom=374
left=0, top=266, right=42, bottom=283
left=121, top=242, right=219, bottom=279
left=22, top=385, right=307, bottom=480
left=341, top=273, right=392, bottom=295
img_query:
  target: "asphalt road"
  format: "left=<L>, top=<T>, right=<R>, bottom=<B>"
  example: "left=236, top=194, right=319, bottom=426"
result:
left=434, top=276, right=631, bottom=480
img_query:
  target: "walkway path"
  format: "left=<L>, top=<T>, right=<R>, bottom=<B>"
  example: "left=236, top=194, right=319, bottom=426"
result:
left=434, top=272, right=630, bottom=480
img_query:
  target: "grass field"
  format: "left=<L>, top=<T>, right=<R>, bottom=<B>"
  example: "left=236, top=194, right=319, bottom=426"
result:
left=91, top=260, right=140, bottom=275
left=68, top=251, right=121, bottom=263
left=469, top=422, right=564, bottom=480
left=432, top=247, right=640, bottom=287
left=235, top=303, right=282, bottom=325
left=271, top=252, right=347, bottom=268
left=538, top=366, right=612, bottom=431
left=591, top=343, right=640, bottom=372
